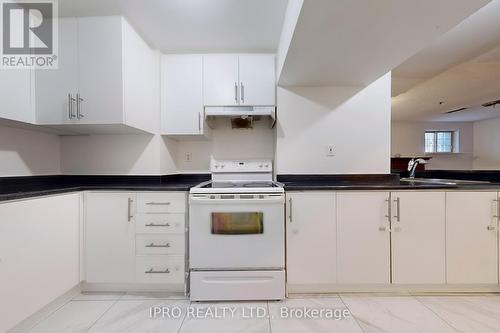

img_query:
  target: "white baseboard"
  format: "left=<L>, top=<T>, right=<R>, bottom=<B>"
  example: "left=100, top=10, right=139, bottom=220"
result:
left=82, top=282, right=186, bottom=293
left=7, top=283, right=82, bottom=333
left=287, top=283, right=500, bottom=295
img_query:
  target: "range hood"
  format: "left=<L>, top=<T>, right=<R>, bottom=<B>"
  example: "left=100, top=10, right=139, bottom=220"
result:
left=204, top=106, right=276, bottom=129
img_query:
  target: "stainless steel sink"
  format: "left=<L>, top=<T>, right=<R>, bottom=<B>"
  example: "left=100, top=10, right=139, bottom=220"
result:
left=400, top=178, right=491, bottom=186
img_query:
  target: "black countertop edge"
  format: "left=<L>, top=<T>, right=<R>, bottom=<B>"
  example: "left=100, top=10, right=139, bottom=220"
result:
left=0, top=174, right=211, bottom=202
left=277, top=173, right=400, bottom=183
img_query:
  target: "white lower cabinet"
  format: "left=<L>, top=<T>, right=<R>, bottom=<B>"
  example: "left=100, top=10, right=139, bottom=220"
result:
left=84, top=191, right=186, bottom=289
left=337, top=192, right=391, bottom=284
left=85, top=192, right=136, bottom=283
left=391, top=191, right=446, bottom=284
left=446, top=192, right=499, bottom=284
left=0, top=194, right=80, bottom=333
left=286, top=192, right=336, bottom=289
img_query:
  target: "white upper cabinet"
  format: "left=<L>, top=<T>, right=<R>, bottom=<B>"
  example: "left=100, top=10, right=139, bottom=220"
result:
left=337, top=192, right=391, bottom=284
left=238, top=54, right=275, bottom=106
left=391, top=191, right=446, bottom=284
left=161, top=55, right=205, bottom=136
left=35, top=16, right=159, bottom=133
left=77, top=17, right=124, bottom=124
left=446, top=192, right=498, bottom=284
left=203, top=54, right=275, bottom=106
left=0, top=69, right=34, bottom=123
left=36, top=18, right=79, bottom=125
left=286, top=192, right=336, bottom=290
left=203, top=55, right=239, bottom=106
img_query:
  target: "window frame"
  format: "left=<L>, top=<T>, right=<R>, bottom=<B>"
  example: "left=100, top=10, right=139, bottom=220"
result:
left=424, top=130, right=456, bottom=154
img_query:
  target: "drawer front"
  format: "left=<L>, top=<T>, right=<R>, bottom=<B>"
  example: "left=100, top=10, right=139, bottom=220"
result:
left=135, top=255, right=185, bottom=284
left=137, top=193, right=186, bottom=213
left=136, top=213, right=185, bottom=234
left=136, top=234, right=185, bottom=255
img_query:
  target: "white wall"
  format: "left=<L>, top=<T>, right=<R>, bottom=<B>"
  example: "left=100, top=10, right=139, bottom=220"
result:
left=175, top=118, right=276, bottom=172
left=60, top=118, right=275, bottom=175
left=391, top=121, right=474, bottom=170
left=0, top=125, right=61, bottom=176
left=276, top=72, right=391, bottom=174
left=473, top=116, right=500, bottom=169
left=60, top=134, right=177, bottom=175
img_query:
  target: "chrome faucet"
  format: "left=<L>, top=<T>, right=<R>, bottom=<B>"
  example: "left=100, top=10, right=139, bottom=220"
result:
left=408, top=158, right=427, bottom=179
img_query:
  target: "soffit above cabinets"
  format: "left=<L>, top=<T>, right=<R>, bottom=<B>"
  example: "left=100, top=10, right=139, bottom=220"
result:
left=277, top=0, right=491, bottom=86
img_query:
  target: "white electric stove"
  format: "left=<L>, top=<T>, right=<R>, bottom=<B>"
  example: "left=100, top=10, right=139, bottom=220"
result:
left=188, top=158, right=285, bottom=301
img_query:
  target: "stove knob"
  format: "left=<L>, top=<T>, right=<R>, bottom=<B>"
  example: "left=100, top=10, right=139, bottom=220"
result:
left=220, top=165, right=225, bottom=168
left=259, top=164, right=263, bottom=168
left=264, top=164, right=269, bottom=168
left=215, top=165, right=219, bottom=169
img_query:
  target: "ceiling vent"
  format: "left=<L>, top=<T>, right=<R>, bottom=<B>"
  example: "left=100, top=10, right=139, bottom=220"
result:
left=481, top=99, right=500, bottom=108
left=444, top=107, right=468, bottom=114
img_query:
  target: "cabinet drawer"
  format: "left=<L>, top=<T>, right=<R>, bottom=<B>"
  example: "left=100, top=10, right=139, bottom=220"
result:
left=137, top=193, right=186, bottom=213
left=135, top=213, right=185, bottom=234
left=136, top=234, right=185, bottom=255
left=135, top=255, right=185, bottom=284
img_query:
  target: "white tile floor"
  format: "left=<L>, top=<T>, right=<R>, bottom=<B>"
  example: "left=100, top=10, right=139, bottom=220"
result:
left=24, top=292, right=500, bottom=333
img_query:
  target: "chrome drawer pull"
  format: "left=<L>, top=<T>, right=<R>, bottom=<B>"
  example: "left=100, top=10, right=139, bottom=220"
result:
left=145, top=242, right=171, bottom=248
left=145, top=202, right=171, bottom=206
left=145, top=223, right=171, bottom=227
left=487, top=225, right=497, bottom=231
left=145, top=268, right=170, bottom=274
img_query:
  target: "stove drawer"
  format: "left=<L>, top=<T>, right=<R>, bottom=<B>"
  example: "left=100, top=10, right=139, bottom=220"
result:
left=190, top=270, right=285, bottom=301
left=137, top=193, right=186, bottom=213
left=136, top=234, right=185, bottom=255
left=135, top=213, right=185, bottom=234
left=135, top=255, right=185, bottom=284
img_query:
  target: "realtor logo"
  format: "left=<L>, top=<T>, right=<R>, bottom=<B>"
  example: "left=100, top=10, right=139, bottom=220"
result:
left=1, top=0, right=58, bottom=69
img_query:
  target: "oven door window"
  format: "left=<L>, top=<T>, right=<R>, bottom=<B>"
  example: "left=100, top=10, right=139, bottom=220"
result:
left=211, top=212, right=264, bottom=235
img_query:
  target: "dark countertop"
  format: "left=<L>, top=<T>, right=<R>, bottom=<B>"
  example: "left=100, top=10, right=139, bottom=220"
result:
left=0, top=174, right=210, bottom=202
left=3, top=172, right=500, bottom=202
left=277, top=174, right=500, bottom=191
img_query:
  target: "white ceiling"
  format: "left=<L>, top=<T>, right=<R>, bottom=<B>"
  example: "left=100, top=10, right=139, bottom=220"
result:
left=277, top=0, right=490, bottom=86
left=392, top=0, right=500, bottom=122
left=59, top=0, right=288, bottom=53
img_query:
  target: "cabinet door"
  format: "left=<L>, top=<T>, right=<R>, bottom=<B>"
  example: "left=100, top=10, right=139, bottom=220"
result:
left=391, top=192, right=446, bottom=284
left=238, top=54, right=275, bottom=106
left=203, top=54, right=239, bottom=106
left=0, top=194, right=80, bottom=333
left=85, top=192, right=135, bottom=283
left=0, top=69, right=33, bottom=123
left=35, top=18, right=79, bottom=124
left=286, top=192, right=336, bottom=286
left=162, top=55, right=204, bottom=135
left=446, top=192, right=498, bottom=284
left=337, top=192, right=390, bottom=284
left=77, top=17, right=123, bottom=123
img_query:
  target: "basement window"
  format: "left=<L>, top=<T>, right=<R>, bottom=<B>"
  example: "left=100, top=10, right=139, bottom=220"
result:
left=425, top=131, right=457, bottom=153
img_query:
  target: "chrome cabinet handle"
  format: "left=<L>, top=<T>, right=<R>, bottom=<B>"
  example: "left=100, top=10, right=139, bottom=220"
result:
left=68, top=94, right=76, bottom=119
left=379, top=226, right=387, bottom=231
left=127, top=197, right=133, bottom=222
left=393, top=197, right=401, bottom=222
left=145, top=242, right=171, bottom=248
left=240, top=82, right=244, bottom=103
left=494, top=199, right=499, bottom=220
left=288, top=198, right=293, bottom=223
left=487, top=225, right=497, bottom=231
left=145, top=223, right=171, bottom=227
left=76, top=93, right=84, bottom=119
left=146, top=202, right=171, bottom=205
left=145, top=268, right=170, bottom=274
left=198, top=112, right=201, bottom=132
left=234, top=82, right=238, bottom=103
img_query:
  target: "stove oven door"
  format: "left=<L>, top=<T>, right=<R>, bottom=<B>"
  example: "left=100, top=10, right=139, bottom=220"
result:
left=189, top=193, right=285, bottom=270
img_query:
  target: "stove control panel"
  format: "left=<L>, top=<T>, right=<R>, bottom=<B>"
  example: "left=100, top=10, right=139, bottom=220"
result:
left=211, top=159, right=273, bottom=173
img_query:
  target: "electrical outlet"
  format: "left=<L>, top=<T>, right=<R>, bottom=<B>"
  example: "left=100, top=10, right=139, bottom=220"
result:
left=185, top=152, right=192, bottom=162
left=326, top=145, right=335, bottom=156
